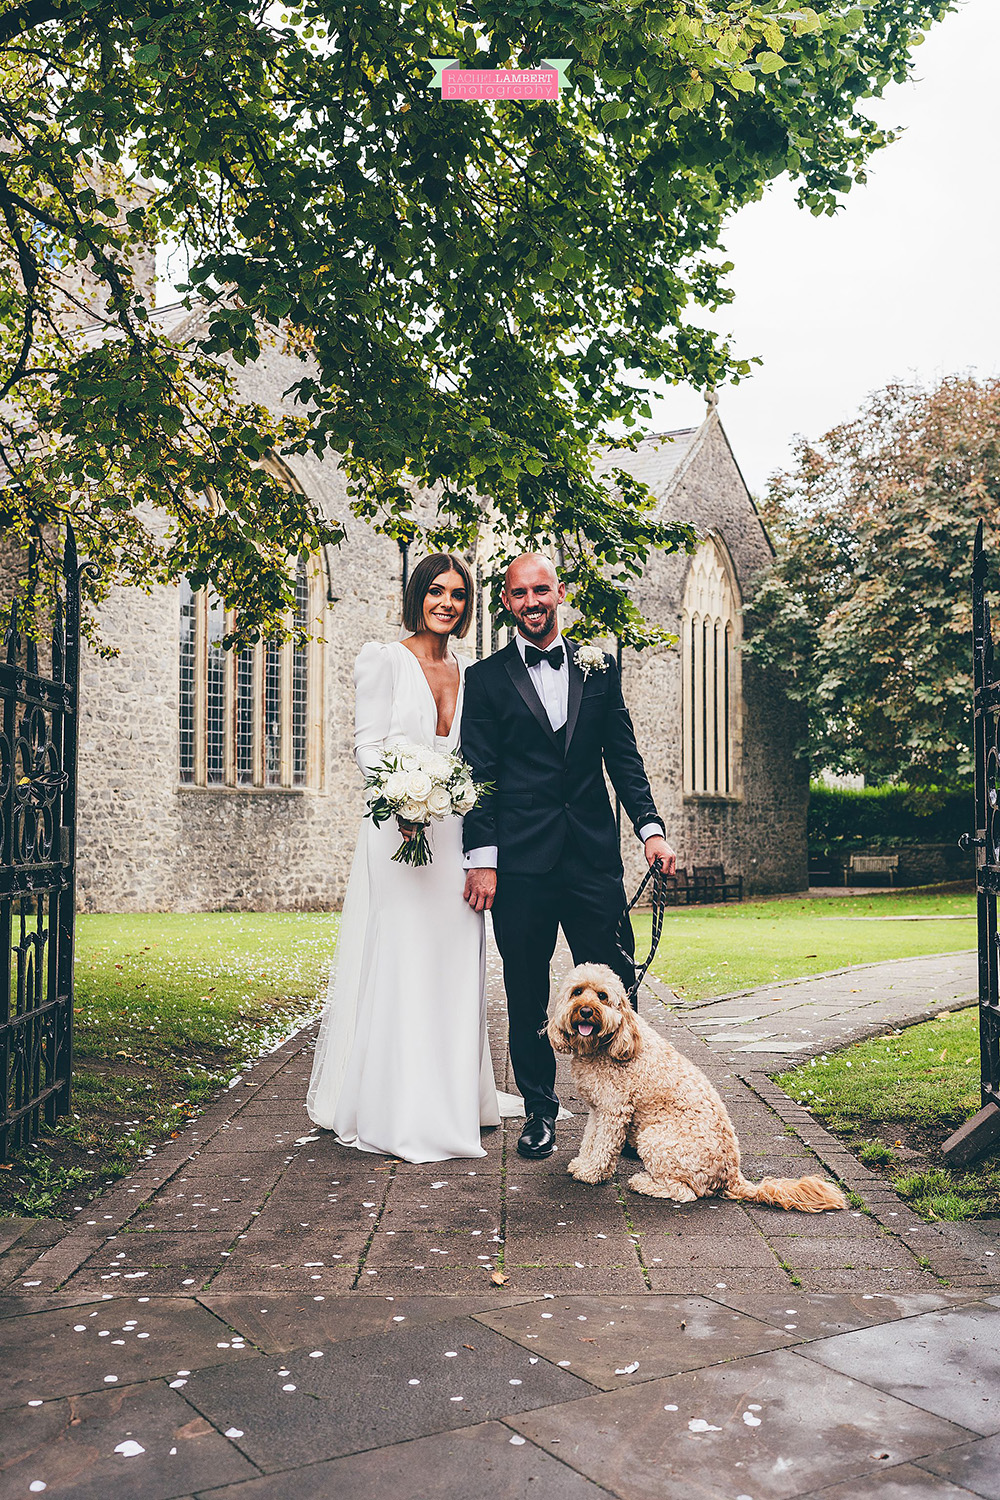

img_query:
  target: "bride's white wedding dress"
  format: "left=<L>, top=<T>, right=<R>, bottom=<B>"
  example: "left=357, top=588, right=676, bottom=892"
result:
left=306, top=639, right=523, bottom=1162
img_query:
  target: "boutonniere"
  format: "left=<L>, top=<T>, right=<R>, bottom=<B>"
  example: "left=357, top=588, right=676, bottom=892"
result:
left=575, top=643, right=609, bottom=679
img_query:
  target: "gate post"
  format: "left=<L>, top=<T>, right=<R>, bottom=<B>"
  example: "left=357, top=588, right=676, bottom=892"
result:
left=943, top=520, right=1000, bottom=1165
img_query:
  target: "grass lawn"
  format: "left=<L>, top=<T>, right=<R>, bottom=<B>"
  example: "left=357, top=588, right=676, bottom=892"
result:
left=1, top=912, right=339, bottom=1219
left=633, top=888, right=976, bottom=1002
left=2, top=887, right=984, bottom=1222
left=776, top=1009, right=1000, bottom=1221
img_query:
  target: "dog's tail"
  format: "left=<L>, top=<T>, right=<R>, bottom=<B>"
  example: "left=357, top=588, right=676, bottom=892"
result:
left=724, top=1172, right=846, bottom=1213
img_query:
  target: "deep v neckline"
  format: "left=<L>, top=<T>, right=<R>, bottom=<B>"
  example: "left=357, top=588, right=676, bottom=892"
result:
left=399, top=642, right=463, bottom=741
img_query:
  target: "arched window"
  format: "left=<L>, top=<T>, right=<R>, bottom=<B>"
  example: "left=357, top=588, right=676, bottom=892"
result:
left=681, top=536, right=741, bottom=797
left=178, top=554, right=324, bottom=789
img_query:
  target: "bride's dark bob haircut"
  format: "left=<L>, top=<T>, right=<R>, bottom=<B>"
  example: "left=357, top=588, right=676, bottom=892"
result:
left=402, top=552, right=474, bottom=639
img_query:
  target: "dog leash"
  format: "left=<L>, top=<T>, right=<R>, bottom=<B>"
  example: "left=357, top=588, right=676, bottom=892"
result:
left=623, top=858, right=668, bottom=1008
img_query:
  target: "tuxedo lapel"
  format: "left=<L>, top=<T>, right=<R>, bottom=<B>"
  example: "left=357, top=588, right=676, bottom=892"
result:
left=564, top=639, right=584, bottom=754
left=502, top=642, right=560, bottom=747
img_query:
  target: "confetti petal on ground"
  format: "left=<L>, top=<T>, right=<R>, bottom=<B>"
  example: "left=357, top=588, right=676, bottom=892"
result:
left=615, top=1362, right=640, bottom=1375
left=114, top=1441, right=145, bottom=1457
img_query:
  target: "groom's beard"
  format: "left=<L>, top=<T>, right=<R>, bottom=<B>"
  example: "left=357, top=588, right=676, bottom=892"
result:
left=513, top=604, right=558, bottom=641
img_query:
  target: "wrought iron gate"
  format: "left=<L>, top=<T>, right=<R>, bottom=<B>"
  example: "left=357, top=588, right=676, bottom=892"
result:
left=0, top=525, right=84, bottom=1160
left=945, top=521, right=1000, bottom=1163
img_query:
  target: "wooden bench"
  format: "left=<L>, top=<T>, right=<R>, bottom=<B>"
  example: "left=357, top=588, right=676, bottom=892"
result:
left=691, top=864, right=744, bottom=903
left=661, top=868, right=692, bottom=906
left=845, top=853, right=899, bottom=886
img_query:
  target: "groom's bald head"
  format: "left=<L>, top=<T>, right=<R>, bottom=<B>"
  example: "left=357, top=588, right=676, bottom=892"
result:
left=502, top=554, right=566, bottom=646
left=504, top=553, right=559, bottom=592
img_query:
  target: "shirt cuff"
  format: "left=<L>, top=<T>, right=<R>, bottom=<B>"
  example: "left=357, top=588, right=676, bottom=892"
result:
left=639, top=822, right=665, bottom=843
left=464, top=846, right=498, bottom=869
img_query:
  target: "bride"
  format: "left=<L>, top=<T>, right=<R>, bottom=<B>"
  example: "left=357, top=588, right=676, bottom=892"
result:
left=306, top=552, right=522, bottom=1162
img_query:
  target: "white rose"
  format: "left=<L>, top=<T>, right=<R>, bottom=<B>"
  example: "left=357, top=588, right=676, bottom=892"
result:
left=383, top=770, right=409, bottom=803
left=399, top=799, right=428, bottom=822
left=405, top=769, right=432, bottom=801
left=399, top=748, right=423, bottom=771
left=425, top=785, right=452, bottom=819
left=575, top=642, right=609, bottom=678
left=453, top=780, right=477, bottom=812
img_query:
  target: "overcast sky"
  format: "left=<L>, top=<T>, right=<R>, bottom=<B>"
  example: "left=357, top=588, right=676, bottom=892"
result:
left=644, top=0, right=1000, bottom=495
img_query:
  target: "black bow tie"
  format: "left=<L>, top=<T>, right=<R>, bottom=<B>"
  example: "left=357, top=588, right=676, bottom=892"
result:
left=524, top=643, right=564, bottom=670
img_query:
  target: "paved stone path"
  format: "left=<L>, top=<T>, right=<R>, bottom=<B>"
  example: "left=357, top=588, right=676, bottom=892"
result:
left=649, top=949, right=978, bottom=1062
left=2, top=946, right=999, bottom=1498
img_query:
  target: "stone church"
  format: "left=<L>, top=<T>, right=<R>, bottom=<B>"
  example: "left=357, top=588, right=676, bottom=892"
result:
left=73, top=306, right=807, bottom=912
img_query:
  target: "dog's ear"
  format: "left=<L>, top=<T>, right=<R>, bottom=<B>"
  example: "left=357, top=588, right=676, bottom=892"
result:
left=606, top=1003, right=642, bottom=1062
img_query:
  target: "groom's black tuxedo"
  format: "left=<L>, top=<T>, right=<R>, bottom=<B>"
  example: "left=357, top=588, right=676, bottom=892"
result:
left=461, top=639, right=660, bottom=873
left=460, top=638, right=663, bottom=1116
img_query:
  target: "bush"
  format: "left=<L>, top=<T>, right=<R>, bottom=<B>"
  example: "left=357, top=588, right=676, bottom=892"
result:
left=809, top=782, right=973, bottom=858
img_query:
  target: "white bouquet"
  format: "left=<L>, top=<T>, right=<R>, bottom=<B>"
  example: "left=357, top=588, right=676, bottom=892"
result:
left=363, top=741, right=490, bottom=867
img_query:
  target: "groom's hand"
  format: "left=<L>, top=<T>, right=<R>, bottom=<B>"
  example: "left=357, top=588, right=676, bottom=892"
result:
left=645, top=835, right=676, bottom=875
left=464, top=868, right=497, bottom=912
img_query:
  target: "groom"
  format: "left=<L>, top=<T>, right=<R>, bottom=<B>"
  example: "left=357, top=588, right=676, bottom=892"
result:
left=461, top=554, right=676, bottom=1160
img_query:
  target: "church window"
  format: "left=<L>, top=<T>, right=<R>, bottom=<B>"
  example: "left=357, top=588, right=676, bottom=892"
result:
left=681, top=536, right=741, bottom=797
left=178, top=555, right=323, bottom=789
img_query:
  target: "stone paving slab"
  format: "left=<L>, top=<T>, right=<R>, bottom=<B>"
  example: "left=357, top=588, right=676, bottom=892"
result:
left=509, top=1347, right=975, bottom=1500
left=191, top=1421, right=617, bottom=1500
left=0, top=1295, right=258, bottom=1410
left=798, top=1300, right=1000, bottom=1434
left=475, top=1294, right=798, bottom=1389
left=178, top=1315, right=593, bottom=1473
left=0, top=1379, right=258, bottom=1500
left=917, top=1432, right=1000, bottom=1498
left=194, top=1292, right=542, bottom=1353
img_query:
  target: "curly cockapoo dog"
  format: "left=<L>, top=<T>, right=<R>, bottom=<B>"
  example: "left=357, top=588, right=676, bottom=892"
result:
left=548, top=963, right=845, bottom=1212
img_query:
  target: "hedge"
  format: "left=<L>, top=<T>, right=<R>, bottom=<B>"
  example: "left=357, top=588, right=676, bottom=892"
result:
left=809, top=783, right=974, bottom=858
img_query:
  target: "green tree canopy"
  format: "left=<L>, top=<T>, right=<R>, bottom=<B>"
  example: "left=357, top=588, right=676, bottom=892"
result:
left=0, top=0, right=952, bottom=646
left=745, top=375, right=1000, bottom=786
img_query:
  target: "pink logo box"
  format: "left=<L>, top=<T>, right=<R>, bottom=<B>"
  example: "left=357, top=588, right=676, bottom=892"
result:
left=430, top=59, right=570, bottom=100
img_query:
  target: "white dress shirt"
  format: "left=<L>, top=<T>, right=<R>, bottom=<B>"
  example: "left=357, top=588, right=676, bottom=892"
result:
left=464, top=632, right=664, bottom=869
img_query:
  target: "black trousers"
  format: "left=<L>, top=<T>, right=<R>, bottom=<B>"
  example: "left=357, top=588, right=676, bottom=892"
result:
left=491, top=834, right=636, bottom=1118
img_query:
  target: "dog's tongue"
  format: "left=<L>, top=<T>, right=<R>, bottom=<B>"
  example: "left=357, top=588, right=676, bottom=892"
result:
left=576, top=1023, right=594, bottom=1036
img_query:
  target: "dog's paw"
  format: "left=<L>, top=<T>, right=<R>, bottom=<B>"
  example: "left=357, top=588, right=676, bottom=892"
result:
left=569, top=1163, right=611, bottom=1184
left=566, top=1156, right=581, bottom=1175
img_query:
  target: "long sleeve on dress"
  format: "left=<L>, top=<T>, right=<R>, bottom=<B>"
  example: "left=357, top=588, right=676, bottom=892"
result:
left=353, top=641, right=395, bottom=777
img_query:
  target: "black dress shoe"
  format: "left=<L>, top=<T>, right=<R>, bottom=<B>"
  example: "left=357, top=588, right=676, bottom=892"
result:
left=517, top=1113, right=556, bottom=1160
left=621, top=1142, right=641, bottom=1162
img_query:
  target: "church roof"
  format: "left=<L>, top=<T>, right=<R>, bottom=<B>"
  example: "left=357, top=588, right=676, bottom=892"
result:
left=592, top=426, right=702, bottom=514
